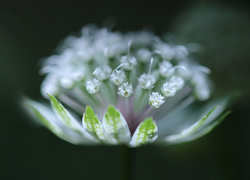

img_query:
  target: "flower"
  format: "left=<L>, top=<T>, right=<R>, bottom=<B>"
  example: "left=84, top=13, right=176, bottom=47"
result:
left=25, top=25, right=231, bottom=147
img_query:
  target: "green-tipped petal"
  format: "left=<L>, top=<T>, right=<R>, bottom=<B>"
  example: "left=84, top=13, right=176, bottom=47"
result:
left=129, top=117, right=158, bottom=147
left=24, top=98, right=93, bottom=145
left=103, top=105, right=131, bottom=144
left=82, top=106, right=106, bottom=143
left=47, top=94, right=96, bottom=142
left=164, top=106, right=218, bottom=143
left=48, top=94, right=82, bottom=130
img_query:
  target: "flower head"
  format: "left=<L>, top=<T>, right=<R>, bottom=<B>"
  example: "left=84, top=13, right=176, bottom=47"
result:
left=25, top=25, right=231, bottom=147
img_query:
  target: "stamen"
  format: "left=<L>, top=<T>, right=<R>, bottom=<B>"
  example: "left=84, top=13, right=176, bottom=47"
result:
left=148, top=57, right=154, bottom=75
left=127, top=40, right=133, bottom=59
left=113, top=63, right=125, bottom=71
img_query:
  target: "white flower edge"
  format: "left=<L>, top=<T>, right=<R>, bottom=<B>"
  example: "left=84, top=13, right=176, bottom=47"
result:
left=24, top=98, right=96, bottom=145
left=162, top=110, right=231, bottom=145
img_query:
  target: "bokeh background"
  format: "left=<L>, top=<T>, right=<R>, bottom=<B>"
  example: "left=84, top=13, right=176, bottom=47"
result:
left=1, top=0, right=249, bottom=179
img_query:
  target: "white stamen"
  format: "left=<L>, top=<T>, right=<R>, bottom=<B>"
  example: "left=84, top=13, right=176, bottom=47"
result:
left=127, top=40, right=133, bottom=58
left=113, top=63, right=125, bottom=71
left=148, top=57, right=154, bottom=75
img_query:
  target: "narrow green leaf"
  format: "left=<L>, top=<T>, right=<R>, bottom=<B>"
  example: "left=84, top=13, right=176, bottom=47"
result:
left=129, top=117, right=158, bottom=147
left=82, top=106, right=106, bottom=142
left=165, top=106, right=218, bottom=142
left=103, top=105, right=131, bottom=143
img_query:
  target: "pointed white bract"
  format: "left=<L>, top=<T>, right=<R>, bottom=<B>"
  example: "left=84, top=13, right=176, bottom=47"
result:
left=25, top=25, right=230, bottom=147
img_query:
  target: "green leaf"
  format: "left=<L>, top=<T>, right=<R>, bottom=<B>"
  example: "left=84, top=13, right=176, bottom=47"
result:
left=103, top=105, right=131, bottom=144
left=165, top=106, right=218, bottom=142
left=82, top=106, right=106, bottom=143
left=129, top=117, right=158, bottom=147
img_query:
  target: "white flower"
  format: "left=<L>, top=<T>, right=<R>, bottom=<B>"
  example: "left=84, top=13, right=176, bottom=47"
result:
left=25, top=25, right=231, bottom=147
left=138, top=74, right=156, bottom=90
left=159, top=61, right=173, bottom=77
left=161, top=82, right=177, bottom=97
left=110, top=70, right=126, bottom=86
left=169, top=76, right=185, bottom=91
left=93, top=65, right=112, bottom=81
left=120, top=56, right=137, bottom=71
left=118, top=82, right=133, bottom=98
left=85, top=78, right=101, bottom=94
left=149, top=92, right=165, bottom=108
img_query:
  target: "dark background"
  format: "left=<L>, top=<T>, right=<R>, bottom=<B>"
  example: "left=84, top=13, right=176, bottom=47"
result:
left=0, top=0, right=250, bottom=179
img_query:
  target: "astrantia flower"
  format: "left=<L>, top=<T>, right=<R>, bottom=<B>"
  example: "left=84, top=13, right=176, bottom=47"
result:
left=25, top=25, right=231, bottom=147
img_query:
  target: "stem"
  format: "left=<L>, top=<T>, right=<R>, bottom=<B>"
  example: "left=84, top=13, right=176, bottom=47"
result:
left=125, top=70, right=132, bottom=84
left=121, top=146, right=134, bottom=180
left=134, top=88, right=149, bottom=114
left=125, top=98, right=130, bottom=116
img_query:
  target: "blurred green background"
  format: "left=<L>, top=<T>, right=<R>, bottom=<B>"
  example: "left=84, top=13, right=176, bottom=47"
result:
left=0, top=0, right=249, bottom=179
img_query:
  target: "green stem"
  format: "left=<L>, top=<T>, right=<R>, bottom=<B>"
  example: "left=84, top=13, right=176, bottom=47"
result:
left=121, top=146, right=134, bottom=180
